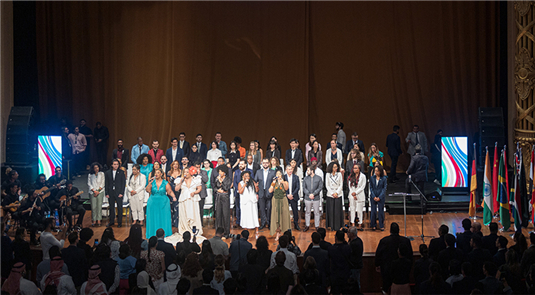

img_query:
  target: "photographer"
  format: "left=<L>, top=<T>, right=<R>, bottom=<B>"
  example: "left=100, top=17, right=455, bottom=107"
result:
left=228, top=230, right=252, bottom=278
left=276, top=230, right=301, bottom=256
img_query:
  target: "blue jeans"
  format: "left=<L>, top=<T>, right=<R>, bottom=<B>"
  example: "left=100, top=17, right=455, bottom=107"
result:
left=370, top=198, right=384, bottom=229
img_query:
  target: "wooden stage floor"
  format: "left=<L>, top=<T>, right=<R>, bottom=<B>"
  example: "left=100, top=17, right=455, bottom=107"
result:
left=50, top=210, right=530, bottom=252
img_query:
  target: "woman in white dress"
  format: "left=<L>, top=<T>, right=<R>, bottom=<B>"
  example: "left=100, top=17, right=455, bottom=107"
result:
left=127, top=164, right=147, bottom=226
left=88, top=162, right=105, bottom=227
left=238, top=171, right=259, bottom=236
left=348, top=163, right=366, bottom=229
left=176, top=166, right=203, bottom=236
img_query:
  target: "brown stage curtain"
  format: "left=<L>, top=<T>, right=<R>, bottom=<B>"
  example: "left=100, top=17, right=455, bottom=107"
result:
left=36, top=1, right=498, bottom=169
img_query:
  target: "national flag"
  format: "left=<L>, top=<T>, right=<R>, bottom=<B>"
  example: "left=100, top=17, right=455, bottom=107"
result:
left=469, top=143, right=477, bottom=217
left=511, top=148, right=520, bottom=231
left=518, top=148, right=530, bottom=228
left=483, top=147, right=493, bottom=225
left=492, top=143, right=499, bottom=214
left=498, top=149, right=510, bottom=230
left=504, top=146, right=510, bottom=215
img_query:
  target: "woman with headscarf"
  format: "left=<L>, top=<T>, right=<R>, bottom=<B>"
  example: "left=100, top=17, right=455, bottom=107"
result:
left=80, top=265, right=108, bottom=295
left=1, top=262, right=40, bottom=295
left=136, top=270, right=157, bottom=295
left=157, top=263, right=182, bottom=295
left=176, top=166, right=203, bottom=236
left=40, top=256, right=76, bottom=295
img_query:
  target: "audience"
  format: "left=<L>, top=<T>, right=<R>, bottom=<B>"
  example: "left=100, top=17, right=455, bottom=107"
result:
left=182, top=253, right=204, bottom=294
left=158, top=263, right=181, bottom=295
left=211, top=254, right=232, bottom=295
left=176, top=231, right=201, bottom=264
left=238, top=249, right=266, bottom=294
left=482, top=222, right=499, bottom=255
left=92, top=243, right=120, bottom=294
left=80, top=265, right=108, bottom=295
left=494, top=236, right=508, bottom=268
left=498, top=249, right=525, bottom=293
left=266, top=251, right=295, bottom=294
left=62, top=232, right=89, bottom=288
left=419, top=262, right=452, bottom=294
left=199, top=240, right=216, bottom=271
left=256, top=236, right=273, bottom=272
left=101, top=227, right=121, bottom=260
left=445, top=259, right=463, bottom=287
left=413, top=244, right=432, bottom=293
left=125, top=224, right=148, bottom=259
left=116, top=244, right=137, bottom=294
left=390, top=243, right=413, bottom=294
left=304, top=232, right=330, bottom=288
left=40, top=255, right=77, bottom=295
left=510, top=231, right=528, bottom=263
left=2, top=262, right=40, bottom=295
left=270, top=235, right=299, bottom=275
left=78, top=227, right=95, bottom=261
left=456, top=218, right=473, bottom=254
left=437, top=233, right=464, bottom=278
left=478, top=261, right=502, bottom=294
left=156, top=228, right=177, bottom=269
left=467, top=235, right=492, bottom=280
left=347, top=226, right=364, bottom=288
left=522, top=232, right=535, bottom=276
left=193, top=269, right=219, bottom=295
left=428, top=224, right=448, bottom=261
left=306, top=228, right=332, bottom=251
left=328, top=230, right=352, bottom=295
left=36, top=245, right=70, bottom=285
left=141, top=236, right=166, bottom=290
left=452, top=262, right=477, bottom=294
left=229, top=230, right=252, bottom=277
left=208, top=227, right=229, bottom=257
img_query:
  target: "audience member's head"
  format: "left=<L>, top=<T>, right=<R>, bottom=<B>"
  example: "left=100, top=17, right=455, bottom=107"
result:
left=462, top=218, right=472, bottom=231
left=470, top=235, right=482, bottom=249
left=317, top=228, right=327, bottom=241
left=135, top=258, right=147, bottom=274
left=241, top=230, right=249, bottom=240
left=256, top=236, right=269, bottom=252
left=438, top=224, right=449, bottom=236
left=68, top=232, right=79, bottom=245
left=335, top=230, right=345, bottom=243
left=275, top=251, right=286, bottom=267
left=497, top=236, right=508, bottom=249
left=223, top=278, right=238, bottom=295
left=348, top=226, right=358, bottom=240
left=101, top=227, right=116, bottom=245
left=79, top=228, right=94, bottom=242
left=278, top=235, right=289, bottom=249
left=49, top=245, right=61, bottom=259
left=156, top=228, right=165, bottom=238
left=215, top=227, right=225, bottom=237
left=303, top=256, right=317, bottom=270
left=202, top=268, right=214, bottom=284
left=183, top=231, right=191, bottom=242
left=419, top=244, right=429, bottom=259
left=505, top=249, right=518, bottom=266
left=247, top=249, right=258, bottom=265
left=398, top=243, right=411, bottom=259
left=471, top=222, right=482, bottom=234
left=390, top=222, right=400, bottom=235
left=483, top=261, right=498, bottom=277
left=119, top=244, right=131, bottom=260
left=304, top=268, right=318, bottom=285
left=449, top=259, right=461, bottom=276
left=93, top=244, right=112, bottom=263
left=176, top=278, right=191, bottom=295
left=489, top=222, right=498, bottom=234
left=311, top=232, right=321, bottom=245
left=445, top=233, right=456, bottom=248
left=182, top=253, right=202, bottom=277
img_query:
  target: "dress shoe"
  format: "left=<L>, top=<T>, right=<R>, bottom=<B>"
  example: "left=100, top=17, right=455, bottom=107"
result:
left=259, top=225, right=266, bottom=230
left=295, top=224, right=301, bottom=231
left=380, top=228, right=385, bottom=231
left=106, top=223, right=115, bottom=227
left=303, top=226, right=309, bottom=232
left=372, top=227, right=376, bottom=231
left=117, top=224, right=122, bottom=228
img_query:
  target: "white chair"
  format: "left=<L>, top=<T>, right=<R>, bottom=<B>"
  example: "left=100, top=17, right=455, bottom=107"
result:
left=230, top=188, right=235, bottom=209
left=203, top=188, right=214, bottom=218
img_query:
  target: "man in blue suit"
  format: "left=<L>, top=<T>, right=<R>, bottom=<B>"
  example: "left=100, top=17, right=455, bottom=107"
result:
left=254, top=158, right=276, bottom=230
left=284, top=165, right=301, bottom=230
left=165, top=137, right=184, bottom=164
left=194, top=134, right=208, bottom=160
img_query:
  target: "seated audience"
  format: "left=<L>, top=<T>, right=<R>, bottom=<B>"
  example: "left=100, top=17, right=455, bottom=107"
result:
left=116, top=244, right=137, bottom=294
left=40, top=255, right=76, bottom=295
left=158, top=263, right=181, bottom=295
left=1, top=262, right=40, bottom=295
left=182, top=253, right=204, bottom=294
left=141, top=236, right=166, bottom=290
left=12, top=228, right=32, bottom=275
left=211, top=254, right=232, bottom=295
left=193, top=269, right=219, bottom=295
left=62, top=232, right=89, bottom=288
left=80, top=265, right=108, bottom=295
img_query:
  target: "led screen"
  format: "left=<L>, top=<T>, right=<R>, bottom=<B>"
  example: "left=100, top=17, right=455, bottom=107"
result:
left=38, top=135, right=62, bottom=179
left=441, top=137, right=468, bottom=188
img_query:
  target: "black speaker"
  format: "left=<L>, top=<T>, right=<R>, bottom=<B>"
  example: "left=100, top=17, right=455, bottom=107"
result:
left=478, top=107, right=505, bottom=165
left=5, top=106, right=35, bottom=165
left=426, top=191, right=442, bottom=201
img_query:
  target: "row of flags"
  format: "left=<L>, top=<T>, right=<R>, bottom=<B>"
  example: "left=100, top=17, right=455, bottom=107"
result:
left=469, top=143, right=534, bottom=232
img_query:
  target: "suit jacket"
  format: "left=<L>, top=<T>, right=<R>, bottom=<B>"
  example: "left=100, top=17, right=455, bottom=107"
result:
left=346, top=159, right=365, bottom=175
left=386, top=133, right=402, bottom=157
left=325, top=148, right=343, bottom=166
left=345, top=139, right=365, bottom=155
left=165, top=147, right=184, bottom=163
left=406, top=131, right=428, bottom=156
left=456, top=231, right=473, bottom=254
left=161, top=162, right=170, bottom=175
left=62, top=245, right=88, bottom=287
left=407, top=153, right=429, bottom=182
left=266, top=149, right=281, bottom=160
left=112, top=148, right=130, bottom=168
left=303, top=174, right=323, bottom=201
left=247, top=163, right=261, bottom=179
left=178, top=141, right=190, bottom=158
left=494, top=248, right=507, bottom=268
left=304, top=247, right=330, bottom=287
left=284, top=174, right=300, bottom=198
left=369, top=176, right=387, bottom=201
left=375, top=234, right=413, bottom=268
left=105, top=169, right=126, bottom=197
left=481, top=233, right=498, bottom=256
left=428, top=236, right=446, bottom=261
left=148, top=149, right=164, bottom=163
left=254, top=168, right=276, bottom=199
left=192, top=142, right=208, bottom=159
left=156, top=239, right=177, bottom=268
left=285, top=148, right=303, bottom=167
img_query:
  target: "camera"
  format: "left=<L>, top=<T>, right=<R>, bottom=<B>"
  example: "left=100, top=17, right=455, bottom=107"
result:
left=192, top=226, right=197, bottom=235
left=229, top=233, right=241, bottom=240
left=341, top=224, right=350, bottom=233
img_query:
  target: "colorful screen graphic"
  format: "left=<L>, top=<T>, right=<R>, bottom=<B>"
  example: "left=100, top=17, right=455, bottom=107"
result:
left=441, top=137, right=468, bottom=188
left=38, top=136, right=62, bottom=179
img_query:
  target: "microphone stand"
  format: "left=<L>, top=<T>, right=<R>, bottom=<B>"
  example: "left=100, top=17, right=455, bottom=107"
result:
left=389, top=192, right=420, bottom=240
left=409, top=177, right=434, bottom=243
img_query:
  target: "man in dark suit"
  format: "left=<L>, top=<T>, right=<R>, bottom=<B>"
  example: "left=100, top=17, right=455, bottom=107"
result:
left=193, top=269, right=219, bottom=295
left=493, top=236, right=507, bottom=268
left=105, top=159, right=126, bottom=227
left=112, top=139, right=130, bottom=168
left=196, top=163, right=208, bottom=226
left=165, top=137, right=183, bottom=164
left=254, top=158, right=276, bottom=229
left=345, top=132, right=365, bottom=156
left=160, top=155, right=170, bottom=175
left=328, top=230, right=352, bottom=295
left=347, top=227, right=363, bottom=288
left=178, top=132, right=191, bottom=158
left=285, top=138, right=303, bottom=168
left=385, top=125, right=402, bottom=183
left=478, top=262, right=503, bottom=294
left=147, top=140, right=164, bottom=164
left=62, top=232, right=88, bottom=288
left=194, top=134, right=208, bottom=160
left=156, top=228, right=176, bottom=269
left=457, top=218, right=473, bottom=254
left=284, top=165, right=301, bottom=230
left=406, top=144, right=429, bottom=195
left=304, top=232, right=330, bottom=288
left=482, top=222, right=499, bottom=256
left=375, top=223, right=413, bottom=292
left=467, top=235, right=492, bottom=280
left=438, top=234, right=465, bottom=278
left=246, top=154, right=260, bottom=178
left=429, top=224, right=449, bottom=261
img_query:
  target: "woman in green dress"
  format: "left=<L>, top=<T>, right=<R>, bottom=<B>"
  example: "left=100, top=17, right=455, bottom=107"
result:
left=269, top=170, right=291, bottom=240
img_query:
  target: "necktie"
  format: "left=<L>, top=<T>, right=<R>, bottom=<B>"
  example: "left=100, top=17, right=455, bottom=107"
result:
left=197, top=143, right=200, bottom=149
left=139, top=146, right=142, bottom=153
left=415, top=133, right=419, bottom=145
